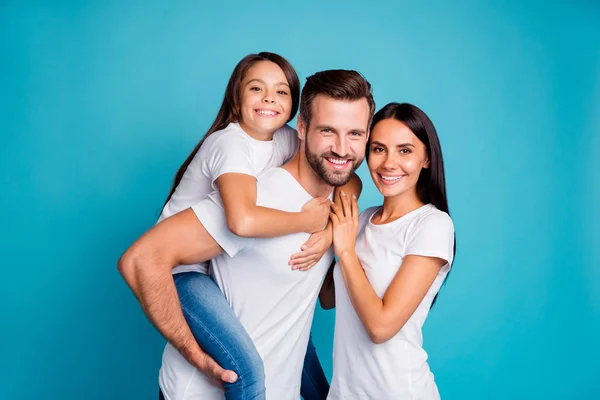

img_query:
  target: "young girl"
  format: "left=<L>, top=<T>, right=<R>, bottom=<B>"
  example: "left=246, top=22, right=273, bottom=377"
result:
left=324, top=103, right=455, bottom=399
left=157, top=52, right=349, bottom=400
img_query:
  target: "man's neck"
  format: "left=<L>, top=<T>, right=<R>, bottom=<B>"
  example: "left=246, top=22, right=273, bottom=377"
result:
left=282, top=151, right=334, bottom=199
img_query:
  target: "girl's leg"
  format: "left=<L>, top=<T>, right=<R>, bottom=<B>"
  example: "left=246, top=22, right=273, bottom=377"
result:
left=174, top=272, right=266, bottom=400
left=300, top=333, right=329, bottom=400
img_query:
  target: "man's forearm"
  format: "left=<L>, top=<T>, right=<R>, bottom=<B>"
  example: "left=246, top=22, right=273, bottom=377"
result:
left=120, top=254, right=206, bottom=370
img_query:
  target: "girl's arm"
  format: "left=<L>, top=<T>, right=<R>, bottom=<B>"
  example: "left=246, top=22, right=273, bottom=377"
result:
left=217, top=173, right=330, bottom=238
left=330, top=194, right=448, bottom=344
left=289, top=173, right=363, bottom=271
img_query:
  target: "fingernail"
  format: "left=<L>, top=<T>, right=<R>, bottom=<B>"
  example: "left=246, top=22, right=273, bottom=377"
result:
left=340, top=191, right=346, bottom=196
left=352, top=194, right=356, bottom=199
left=228, top=373, right=237, bottom=383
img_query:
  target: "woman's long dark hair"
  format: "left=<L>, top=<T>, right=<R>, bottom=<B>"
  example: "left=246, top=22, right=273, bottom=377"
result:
left=368, top=103, right=455, bottom=306
left=163, top=52, right=300, bottom=207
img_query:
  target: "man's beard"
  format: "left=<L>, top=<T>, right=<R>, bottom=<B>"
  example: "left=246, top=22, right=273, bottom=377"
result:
left=305, top=140, right=363, bottom=187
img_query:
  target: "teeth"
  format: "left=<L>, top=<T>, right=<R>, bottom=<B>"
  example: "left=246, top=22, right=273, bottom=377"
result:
left=327, top=158, right=348, bottom=165
left=257, top=110, right=277, bottom=116
left=381, top=175, right=401, bottom=181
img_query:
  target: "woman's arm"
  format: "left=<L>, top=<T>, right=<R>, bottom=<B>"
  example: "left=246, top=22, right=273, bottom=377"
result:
left=337, top=252, right=445, bottom=343
left=330, top=194, right=447, bottom=344
left=217, top=173, right=330, bottom=238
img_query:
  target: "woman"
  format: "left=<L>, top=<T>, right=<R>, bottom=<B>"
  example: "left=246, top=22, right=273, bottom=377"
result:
left=323, top=102, right=455, bottom=399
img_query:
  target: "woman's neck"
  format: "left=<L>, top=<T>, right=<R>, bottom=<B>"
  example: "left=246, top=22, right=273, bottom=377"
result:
left=378, top=190, right=425, bottom=223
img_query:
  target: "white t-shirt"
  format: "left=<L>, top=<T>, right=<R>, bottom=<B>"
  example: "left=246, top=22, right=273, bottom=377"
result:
left=328, top=204, right=455, bottom=400
left=159, top=168, right=334, bottom=400
left=158, top=122, right=298, bottom=274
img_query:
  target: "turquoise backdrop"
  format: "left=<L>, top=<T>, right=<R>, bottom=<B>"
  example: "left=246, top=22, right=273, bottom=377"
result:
left=1, top=1, right=599, bottom=399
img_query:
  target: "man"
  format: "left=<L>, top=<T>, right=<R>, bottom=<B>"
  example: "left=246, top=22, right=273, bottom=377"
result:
left=118, top=69, right=375, bottom=399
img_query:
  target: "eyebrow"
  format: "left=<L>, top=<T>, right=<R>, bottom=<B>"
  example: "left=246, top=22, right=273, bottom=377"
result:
left=370, top=141, right=415, bottom=147
left=245, top=78, right=290, bottom=87
left=315, top=125, right=367, bottom=134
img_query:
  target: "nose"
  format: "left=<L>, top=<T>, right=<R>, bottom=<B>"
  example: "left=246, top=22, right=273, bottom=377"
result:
left=383, top=152, right=397, bottom=170
left=262, top=89, right=275, bottom=104
left=334, top=135, right=349, bottom=157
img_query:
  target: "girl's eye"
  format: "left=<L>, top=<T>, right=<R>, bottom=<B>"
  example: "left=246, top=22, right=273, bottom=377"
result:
left=277, top=90, right=288, bottom=95
left=250, top=87, right=262, bottom=91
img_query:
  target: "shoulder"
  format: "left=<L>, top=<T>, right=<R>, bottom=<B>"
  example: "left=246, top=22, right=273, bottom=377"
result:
left=201, top=123, right=252, bottom=153
left=413, top=205, right=454, bottom=234
left=275, top=123, right=298, bottom=137
left=274, top=124, right=299, bottom=145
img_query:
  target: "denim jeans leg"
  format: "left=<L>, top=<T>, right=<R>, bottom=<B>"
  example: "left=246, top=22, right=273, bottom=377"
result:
left=174, top=272, right=266, bottom=400
left=300, top=333, right=329, bottom=400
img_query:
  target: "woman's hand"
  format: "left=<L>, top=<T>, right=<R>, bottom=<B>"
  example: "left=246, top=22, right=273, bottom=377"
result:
left=301, top=197, right=331, bottom=233
left=289, top=228, right=332, bottom=271
left=330, top=191, right=359, bottom=258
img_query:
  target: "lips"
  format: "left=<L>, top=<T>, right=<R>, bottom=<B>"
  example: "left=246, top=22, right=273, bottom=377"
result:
left=377, top=172, right=405, bottom=186
left=254, top=109, right=280, bottom=118
left=325, top=157, right=352, bottom=170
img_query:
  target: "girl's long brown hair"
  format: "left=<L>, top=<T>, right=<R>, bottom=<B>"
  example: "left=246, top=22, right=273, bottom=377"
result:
left=163, top=52, right=300, bottom=207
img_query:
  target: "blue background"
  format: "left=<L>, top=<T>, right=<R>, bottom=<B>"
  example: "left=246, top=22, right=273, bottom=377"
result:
left=1, top=1, right=599, bottom=399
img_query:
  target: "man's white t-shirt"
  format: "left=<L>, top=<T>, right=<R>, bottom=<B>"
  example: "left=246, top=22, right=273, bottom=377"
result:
left=158, top=122, right=298, bottom=274
left=328, top=204, right=454, bottom=400
left=159, top=168, right=334, bottom=400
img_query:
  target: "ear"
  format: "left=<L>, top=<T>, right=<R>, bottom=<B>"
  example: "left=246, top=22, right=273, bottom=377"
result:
left=423, top=156, right=430, bottom=169
left=296, top=116, right=306, bottom=141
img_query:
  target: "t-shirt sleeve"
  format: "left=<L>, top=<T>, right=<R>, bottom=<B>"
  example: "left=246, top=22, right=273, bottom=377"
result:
left=202, top=134, right=257, bottom=189
left=276, top=124, right=299, bottom=163
left=191, top=192, right=254, bottom=258
left=405, top=212, right=455, bottom=266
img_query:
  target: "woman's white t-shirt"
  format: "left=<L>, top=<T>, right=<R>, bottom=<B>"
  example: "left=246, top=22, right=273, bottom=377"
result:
left=157, top=122, right=298, bottom=274
left=328, top=204, right=455, bottom=400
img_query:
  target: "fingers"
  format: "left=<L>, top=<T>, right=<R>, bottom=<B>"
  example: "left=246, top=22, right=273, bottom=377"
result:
left=297, top=261, right=318, bottom=271
left=329, top=211, right=340, bottom=226
left=300, top=234, right=322, bottom=252
left=291, top=255, right=319, bottom=270
left=202, top=353, right=237, bottom=385
left=330, top=202, right=342, bottom=219
left=339, top=191, right=352, bottom=218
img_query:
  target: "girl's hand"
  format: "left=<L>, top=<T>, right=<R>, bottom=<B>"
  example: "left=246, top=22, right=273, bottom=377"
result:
left=289, top=229, right=332, bottom=271
left=330, top=191, right=359, bottom=258
left=301, top=197, right=331, bottom=233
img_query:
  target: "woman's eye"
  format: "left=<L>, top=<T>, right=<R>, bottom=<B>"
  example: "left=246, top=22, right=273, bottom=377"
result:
left=399, top=148, right=412, bottom=154
left=372, top=147, right=384, bottom=153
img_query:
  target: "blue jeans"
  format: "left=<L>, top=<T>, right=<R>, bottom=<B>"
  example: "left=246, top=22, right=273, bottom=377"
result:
left=173, top=272, right=329, bottom=400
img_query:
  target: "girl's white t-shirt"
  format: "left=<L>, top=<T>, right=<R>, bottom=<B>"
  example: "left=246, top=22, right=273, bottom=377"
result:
left=328, top=204, right=455, bottom=400
left=157, top=122, right=298, bottom=274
